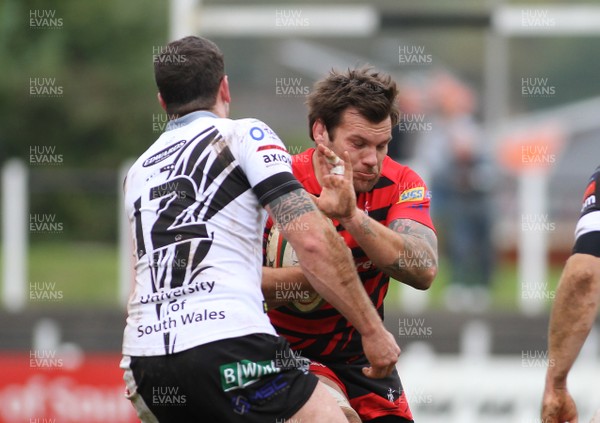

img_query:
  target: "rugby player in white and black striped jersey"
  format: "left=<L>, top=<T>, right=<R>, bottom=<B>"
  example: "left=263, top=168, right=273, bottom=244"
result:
left=120, top=35, right=400, bottom=423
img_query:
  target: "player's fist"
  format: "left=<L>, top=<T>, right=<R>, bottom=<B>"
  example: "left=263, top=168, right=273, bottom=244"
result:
left=541, top=387, right=578, bottom=423
left=361, top=328, right=400, bottom=379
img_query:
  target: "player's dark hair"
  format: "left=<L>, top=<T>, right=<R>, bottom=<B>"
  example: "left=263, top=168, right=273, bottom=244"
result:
left=307, top=66, right=399, bottom=141
left=154, top=36, right=224, bottom=116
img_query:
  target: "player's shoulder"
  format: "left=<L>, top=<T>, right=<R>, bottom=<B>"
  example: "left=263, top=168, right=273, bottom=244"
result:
left=131, top=132, right=181, bottom=170
left=291, top=148, right=313, bottom=167
left=225, top=118, right=280, bottom=141
left=212, top=118, right=287, bottom=160
left=290, top=148, right=315, bottom=185
left=381, top=156, right=426, bottom=187
left=580, top=165, right=600, bottom=216
left=379, top=156, right=430, bottom=204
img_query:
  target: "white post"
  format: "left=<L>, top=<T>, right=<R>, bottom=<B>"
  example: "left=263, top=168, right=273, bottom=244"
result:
left=400, top=284, right=429, bottom=313
left=2, top=159, right=28, bottom=312
left=170, top=0, right=200, bottom=41
left=518, top=170, right=548, bottom=315
left=118, top=161, right=134, bottom=307
left=484, top=0, right=509, bottom=127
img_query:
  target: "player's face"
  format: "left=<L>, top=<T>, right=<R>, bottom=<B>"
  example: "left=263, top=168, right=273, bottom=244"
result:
left=328, top=108, right=392, bottom=193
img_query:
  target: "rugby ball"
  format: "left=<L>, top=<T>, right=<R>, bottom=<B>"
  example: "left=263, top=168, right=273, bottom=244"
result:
left=265, top=223, right=325, bottom=313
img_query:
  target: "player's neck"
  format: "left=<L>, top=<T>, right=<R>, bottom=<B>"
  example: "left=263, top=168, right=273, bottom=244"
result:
left=211, top=99, right=229, bottom=118
left=168, top=100, right=229, bottom=120
left=311, top=148, right=325, bottom=190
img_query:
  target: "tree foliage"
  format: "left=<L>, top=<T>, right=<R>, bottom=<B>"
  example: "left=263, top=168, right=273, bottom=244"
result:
left=0, top=0, right=168, bottom=242
left=0, top=0, right=168, bottom=167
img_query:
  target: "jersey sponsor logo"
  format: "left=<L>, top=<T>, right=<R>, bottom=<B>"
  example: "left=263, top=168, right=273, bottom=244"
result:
left=232, top=394, right=251, bottom=415
left=249, top=374, right=289, bottom=402
left=220, top=360, right=281, bottom=392
left=136, top=308, right=226, bottom=338
left=250, top=123, right=280, bottom=141
left=387, top=387, right=398, bottom=403
left=249, top=127, right=265, bottom=141
left=257, top=144, right=288, bottom=153
left=355, top=257, right=374, bottom=272
left=398, top=187, right=425, bottom=203
left=581, top=180, right=597, bottom=212
left=139, top=280, right=216, bottom=304
left=142, top=140, right=186, bottom=167
left=263, top=153, right=292, bottom=166
left=582, top=195, right=596, bottom=213
left=230, top=375, right=289, bottom=415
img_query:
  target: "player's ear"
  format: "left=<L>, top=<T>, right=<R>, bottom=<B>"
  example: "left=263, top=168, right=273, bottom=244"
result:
left=157, top=92, right=167, bottom=112
left=219, top=75, right=231, bottom=104
left=313, top=119, right=328, bottom=145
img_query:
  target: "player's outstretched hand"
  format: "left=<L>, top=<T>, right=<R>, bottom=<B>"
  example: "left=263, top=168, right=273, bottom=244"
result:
left=361, top=328, right=400, bottom=379
left=541, top=386, right=578, bottom=423
left=313, top=145, right=356, bottom=221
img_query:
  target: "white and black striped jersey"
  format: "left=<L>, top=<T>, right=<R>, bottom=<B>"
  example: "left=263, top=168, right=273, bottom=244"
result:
left=122, top=111, right=301, bottom=356
left=574, top=165, right=600, bottom=257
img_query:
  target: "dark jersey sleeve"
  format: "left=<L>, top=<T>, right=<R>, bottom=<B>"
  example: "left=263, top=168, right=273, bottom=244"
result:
left=236, top=119, right=303, bottom=207
left=573, top=166, right=600, bottom=257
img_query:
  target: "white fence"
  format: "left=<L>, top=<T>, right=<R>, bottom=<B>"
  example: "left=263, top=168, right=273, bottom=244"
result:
left=0, top=160, right=133, bottom=311
left=400, top=350, right=599, bottom=423
left=398, top=319, right=599, bottom=422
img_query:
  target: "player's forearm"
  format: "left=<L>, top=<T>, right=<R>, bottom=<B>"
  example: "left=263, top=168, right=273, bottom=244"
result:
left=340, top=209, right=438, bottom=290
left=261, top=266, right=313, bottom=308
left=546, top=253, right=600, bottom=387
left=296, top=220, right=386, bottom=337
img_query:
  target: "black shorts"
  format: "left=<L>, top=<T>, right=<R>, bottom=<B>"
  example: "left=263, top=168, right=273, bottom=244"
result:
left=310, top=357, right=414, bottom=422
left=121, top=333, right=318, bottom=423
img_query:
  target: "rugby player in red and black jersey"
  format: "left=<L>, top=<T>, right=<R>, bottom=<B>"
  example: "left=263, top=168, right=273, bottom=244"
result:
left=263, top=67, right=438, bottom=423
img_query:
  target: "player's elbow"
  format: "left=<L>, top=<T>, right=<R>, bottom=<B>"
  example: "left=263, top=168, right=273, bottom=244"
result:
left=295, top=236, right=323, bottom=259
left=294, top=225, right=349, bottom=273
left=415, top=265, right=437, bottom=290
left=291, top=227, right=332, bottom=264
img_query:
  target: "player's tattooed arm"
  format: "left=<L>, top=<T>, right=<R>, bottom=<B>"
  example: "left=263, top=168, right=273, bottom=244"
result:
left=384, top=218, right=438, bottom=289
left=262, top=188, right=317, bottom=307
left=359, top=213, right=376, bottom=236
left=339, top=209, right=437, bottom=289
left=266, top=188, right=317, bottom=228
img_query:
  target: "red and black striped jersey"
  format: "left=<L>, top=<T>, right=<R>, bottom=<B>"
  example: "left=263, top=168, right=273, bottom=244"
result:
left=266, top=148, right=434, bottom=363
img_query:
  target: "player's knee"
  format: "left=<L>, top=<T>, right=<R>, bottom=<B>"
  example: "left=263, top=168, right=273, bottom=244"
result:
left=320, top=378, right=361, bottom=422
left=292, top=382, right=347, bottom=422
left=341, top=405, right=362, bottom=423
